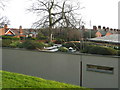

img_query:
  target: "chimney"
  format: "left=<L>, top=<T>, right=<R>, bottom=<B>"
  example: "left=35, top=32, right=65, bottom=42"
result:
left=116, top=29, right=119, bottom=34
left=4, top=24, right=8, bottom=30
left=98, top=25, right=101, bottom=30
left=103, top=26, right=106, bottom=30
left=19, top=26, right=23, bottom=35
left=93, top=26, right=97, bottom=30
left=106, top=27, right=109, bottom=29
left=106, top=27, right=109, bottom=31
left=114, top=29, right=116, bottom=32
left=2, top=24, right=8, bottom=35
left=110, top=28, right=113, bottom=31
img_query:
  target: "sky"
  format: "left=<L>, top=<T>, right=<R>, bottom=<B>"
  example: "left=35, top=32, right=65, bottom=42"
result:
left=2, top=0, right=120, bottom=29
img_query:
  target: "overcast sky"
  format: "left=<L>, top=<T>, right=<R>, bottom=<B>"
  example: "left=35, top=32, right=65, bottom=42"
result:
left=2, top=0, right=120, bottom=29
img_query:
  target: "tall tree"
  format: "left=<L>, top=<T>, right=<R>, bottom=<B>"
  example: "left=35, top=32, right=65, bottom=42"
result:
left=0, top=0, right=10, bottom=28
left=28, top=0, right=84, bottom=42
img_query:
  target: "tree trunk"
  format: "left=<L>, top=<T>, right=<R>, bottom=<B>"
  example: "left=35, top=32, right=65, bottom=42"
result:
left=49, top=27, right=53, bottom=42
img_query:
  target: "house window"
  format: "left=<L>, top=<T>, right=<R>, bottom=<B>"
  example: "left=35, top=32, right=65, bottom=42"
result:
left=87, top=64, right=114, bottom=74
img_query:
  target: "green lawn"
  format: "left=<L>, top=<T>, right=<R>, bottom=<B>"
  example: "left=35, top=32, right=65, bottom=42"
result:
left=0, top=71, right=91, bottom=89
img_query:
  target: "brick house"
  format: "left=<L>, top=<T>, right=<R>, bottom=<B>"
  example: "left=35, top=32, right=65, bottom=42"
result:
left=95, top=26, right=107, bottom=37
left=93, top=26, right=119, bottom=37
left=0, top=24, right=37, bottom=38
left=83, top=26, right=119, bottom=38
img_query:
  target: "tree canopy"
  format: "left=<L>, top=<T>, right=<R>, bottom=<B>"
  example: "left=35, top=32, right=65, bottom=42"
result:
left=28, top=0, right=84, bottom=41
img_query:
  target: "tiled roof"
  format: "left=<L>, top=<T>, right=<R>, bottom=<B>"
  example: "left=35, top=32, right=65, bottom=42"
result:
left=89, top=34, right=120, bottom=43
left=97, top=29, right=107, bottom=36
left=7, top=29, right=30, bottom=35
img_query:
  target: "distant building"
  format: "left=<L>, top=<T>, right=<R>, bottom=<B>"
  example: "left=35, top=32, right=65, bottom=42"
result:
left=83, top=25, right=120, bottom=38
left=89, top=34, right=120, bottom=44
left=0, top=24, right=38, bottom=38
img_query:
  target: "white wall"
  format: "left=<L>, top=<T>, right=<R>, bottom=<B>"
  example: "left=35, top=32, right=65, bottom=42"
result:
left=82, top=55, right=119, bottom=88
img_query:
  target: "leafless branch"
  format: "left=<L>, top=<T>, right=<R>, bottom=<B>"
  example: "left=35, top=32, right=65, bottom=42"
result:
left=28, top=0, right=84, bottom=41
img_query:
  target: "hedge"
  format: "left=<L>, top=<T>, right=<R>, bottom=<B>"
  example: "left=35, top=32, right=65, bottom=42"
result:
left=58, top=47, right=69, bottom=52
left=10, top=41, right=23, bottom=48
left=22, top=40, right=46, bottom=50
left=82, top=45, right=117, bottom=55
left=2, top=36, right=19, bottom=40
left=117, top=50, right=120, bottom=56
left=2, top=39, right=12, bottom=47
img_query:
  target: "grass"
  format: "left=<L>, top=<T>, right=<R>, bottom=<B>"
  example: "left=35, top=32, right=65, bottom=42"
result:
left=0, top=71, right=91, bottom=89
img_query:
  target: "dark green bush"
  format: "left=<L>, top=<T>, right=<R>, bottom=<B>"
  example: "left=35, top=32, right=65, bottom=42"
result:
left=11, top=37, right=19, bottom=40
left=10, top=41, right=22, bottom=48
left=54, top=38, right=64, bottom=44
left=22, top=40, right=45, bottom=50
left=58, top=47, right=68, bottom=52
left=35, top=42, right=46, bottom=49
left=2, top=39, right=12, bottom=47
left=82, top=45, right=117, bottom=55
left=20, top=37, right=25, bottom=40
left=48, top=42, right=54, bottom=46
left=26, top=37, right=37, bottom=40
left=117, top=50, right=120, bottom=56
left=2, top=36, right=19, bottom=40
left=22, top=40, right=36, bottom=50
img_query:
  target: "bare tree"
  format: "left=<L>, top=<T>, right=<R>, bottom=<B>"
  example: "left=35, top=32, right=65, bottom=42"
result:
left=0, top=0, right=5, bottom=10
left=0, top=0, right=10, bottom=28
left=28, top=0, right=84, bottom=42
left=0, top=16, right=10, bottom=28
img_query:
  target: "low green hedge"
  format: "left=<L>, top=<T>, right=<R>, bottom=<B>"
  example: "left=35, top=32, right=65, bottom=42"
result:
left=2, top=39, right=12, bottom=47
left=10, top=41, right=22, bottom=48
left=22, top=40, right=46, bottom=50
left=2, top=40, right=46, bottom=50
left=58, top=47, right=69, bottom=52
left=54, top=38, right=64, bottom=44
left=117, top=50, right=120, bottom=56
left=2, top=35, right=19, bottom=40
left=82, top=45, right=117, bottom=55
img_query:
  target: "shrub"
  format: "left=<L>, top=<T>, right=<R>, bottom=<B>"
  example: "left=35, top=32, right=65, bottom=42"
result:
left=54, top=38, right=64, bottom=44
left=48, top=42, right=54, bottom=46
left=22, top=40, right=36, bottom=50
left=82, top=45, right=117, bottom=55
left=10, top=41, right=22, bottom=48
left=2, top=36, right=19, bottom=40
left=20, top=37, right=25, bottom=40
left=58, top=47, right=68, bottom=52
left=35, top=42, right=46, bottom=49
left=2, top=39, right=12, bottom=47
left=117, top=50, right=120, bottom=56
left=26, top=37, right=37, bottom=40
left=22, top=40, right=45, bottom=50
